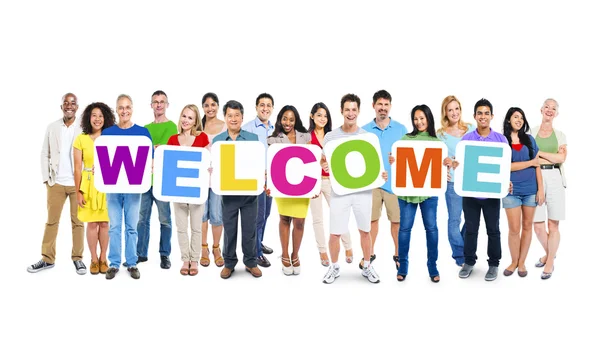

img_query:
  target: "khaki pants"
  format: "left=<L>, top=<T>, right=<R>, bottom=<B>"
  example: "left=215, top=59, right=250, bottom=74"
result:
left=309, top=178, right=352, bottom=252
left=42, top=183, right=84, bottom=264
left=173, top=202, right=204, bottom=261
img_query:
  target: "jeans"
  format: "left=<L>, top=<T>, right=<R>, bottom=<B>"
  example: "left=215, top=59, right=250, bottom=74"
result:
left=202, top=188, right=223, bottom=225
left=255, top=191, right=272, bottom=256
left=397, top=197, right=439, bottom=277
left=445, top=182, right=465, bottom=266
left=107, top=193, right=141, bottom=268
left=463, top=197, right=501, bottom=267
left=137, top=187, right=172, bottom=257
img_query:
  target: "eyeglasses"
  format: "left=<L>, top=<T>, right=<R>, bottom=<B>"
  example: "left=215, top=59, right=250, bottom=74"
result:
left=152, top=100, right=167, bottom=105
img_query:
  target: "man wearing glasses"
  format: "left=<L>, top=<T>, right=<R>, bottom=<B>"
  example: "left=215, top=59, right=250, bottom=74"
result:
left=135, top=90, right=178, bottom=269
left=28, top=93, right=86, bottom=275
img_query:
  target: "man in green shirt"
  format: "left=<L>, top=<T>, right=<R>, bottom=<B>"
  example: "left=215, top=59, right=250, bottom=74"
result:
left=135, top=90, right=178, bottom=269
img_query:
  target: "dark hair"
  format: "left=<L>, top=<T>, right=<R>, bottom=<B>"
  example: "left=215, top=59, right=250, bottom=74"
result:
left=151, top=90, right=168, bottom=99
left=407, top=104, right=436, bottom=137
left=373, top=90, right=392, bottom=104
left=340, top=93, right=361, bottom=110
left=308, top=102, right=333, bottom=134
left=201, top=92, right=219, bottom=129
left=474, top=98, right=493, bottom=115
left=255, top=93, right=274, bottom=107
left=503, top=107, right=534, bottom=160
left=269, top=105, right=308, bottom=138
left=80, top=102, right=116, bottom=135
left=223, top=100, right=244, bottom=116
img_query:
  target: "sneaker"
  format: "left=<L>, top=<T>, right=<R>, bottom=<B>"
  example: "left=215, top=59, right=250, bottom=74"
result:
left=128, top=266, right=141, bottom=279
left=459, top=264, right=474, bottom=278
left=485, top=266, right=499, bottom=281
left=361, top=264, right=380, bottom=283
left=160, top=256, right=171, bottom=269
left=73, top=260, right=87, bottom=275
left=27, top=259, right=54, bottom=273
left=105, top=267, right=119, bottom=280
left=322, top=265, right=340, bottom=284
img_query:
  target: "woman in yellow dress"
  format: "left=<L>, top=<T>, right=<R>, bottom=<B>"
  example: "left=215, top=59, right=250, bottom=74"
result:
left=73, top=102, right=115, bottom=275
left=267, top=105, right=312, bottom=276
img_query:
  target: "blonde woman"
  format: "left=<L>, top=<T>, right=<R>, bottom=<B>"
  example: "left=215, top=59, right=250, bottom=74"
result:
left=532, top=98, right=567, bottom=280
left=436, top=95, right=475, bottom=267
left=167, top=104, right=210, bottom=276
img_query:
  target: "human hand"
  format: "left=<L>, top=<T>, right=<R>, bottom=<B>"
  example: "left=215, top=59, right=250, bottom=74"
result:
left=381, top=171, right=388, bottom=182
left=388, top=152, right=395, bottom=165
left=536, top=189, right=545, bottom=206
left=320, top=155, right=329, bottom=173
left=77, top=191, right=86, bottom=208
left=508, top=181, right=513, bottom=194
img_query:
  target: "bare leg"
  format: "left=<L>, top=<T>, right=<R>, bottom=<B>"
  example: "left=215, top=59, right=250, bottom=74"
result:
left=86, top=222, right=99, bottom=262
left=201, top=221, right=210, bottom=261
left=534, top=221, right=549, bottom=263
left=505, top=207, right=521, bottom=272
left=98, top=222, right=109, bottom=262
left=279, top=216, right=291, bottom=267
left=370, top=220, right=379, bottom=254
left=545, top=220, right=560, bottom=273
left=359, top=230, right=372, bottom=264
left=329, top=234, right=341, bottom=264
left=518, top=206, right=535, bottom=271
left=291, top=218, right=305, bottom=267
left=391, top=222, right=400, bottom=254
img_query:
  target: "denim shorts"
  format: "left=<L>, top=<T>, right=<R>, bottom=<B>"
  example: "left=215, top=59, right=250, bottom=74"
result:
left=502, top=194, right=537, bottom=209
left=202, top=188, right=223, bottom=225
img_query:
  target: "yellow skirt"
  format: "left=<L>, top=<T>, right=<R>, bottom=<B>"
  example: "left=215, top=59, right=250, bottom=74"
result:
left=78, top=173, right=109, bottom=222
left=275, top=197, right=310, bottom=219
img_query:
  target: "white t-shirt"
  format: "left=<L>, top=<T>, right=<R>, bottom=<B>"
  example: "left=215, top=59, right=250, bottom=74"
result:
left=55, top=122, right=77, bottom=186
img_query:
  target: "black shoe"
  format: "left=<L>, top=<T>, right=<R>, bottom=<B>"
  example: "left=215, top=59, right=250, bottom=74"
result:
left=105, top=267, right=119, bottom=280
left=27, top=259, right=55, bottom=273
left=261, top=244, right=273, bottom=255
left=73, top=260, right=87, bottom=275
left=257, top=255, right=271, bottom=267
left=137, top=256, right=148, bottom=264
left=127, top=266, right=140, bottom=279
left=358, top=254, right=376, bottom=270
left=160, top=256, right=171, bottom=269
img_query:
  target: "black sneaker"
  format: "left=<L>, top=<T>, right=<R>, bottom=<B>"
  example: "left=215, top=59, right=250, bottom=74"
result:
left=27, top=259, right=54, bottom=273
left=73, top=260, right=87, bottom=275
left=128, top=266, right=141, bottom=279
left=105, top=267, right=119, bottom=280
left=160, top=256, right=171, bottom=269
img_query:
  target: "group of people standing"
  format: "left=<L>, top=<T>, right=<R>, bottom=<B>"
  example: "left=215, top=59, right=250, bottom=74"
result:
left=28, top=89, right=566, bottom=283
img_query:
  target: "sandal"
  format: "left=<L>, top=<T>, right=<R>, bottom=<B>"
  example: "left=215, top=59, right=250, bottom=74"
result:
left=213, top=244, right=224, bottom=267
left=345, top=249, right=353, bottom=264
left=358, top=254, right=376, bottom=270
left=200, top=244, right=210, bottom=267
left=180, top=262, right=190, bottom=276
left=189, top=261, right=199, bottom=276
left=320, top=252, right=330, bottom=267
left=397, top=274, right=406, bottom=282
left=393, top=255, right=400, bottom=270
left=292, top=256, right=301, bottom=275
left=281, top=256, right=294, bottom=276
left=430, top=275, right=440, bottom=283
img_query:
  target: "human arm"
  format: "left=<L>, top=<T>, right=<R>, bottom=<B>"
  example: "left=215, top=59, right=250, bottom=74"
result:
left=73, top=146, right=85, bottom=208
left=535, top=166, right=545, bottom=205
left=538, top=145, right=567, bottom=164
left=41, top=126, right=50, bottom=184
left=320, top=154, right=329, bottom=173
left=511, top=154, right=539, bottom=171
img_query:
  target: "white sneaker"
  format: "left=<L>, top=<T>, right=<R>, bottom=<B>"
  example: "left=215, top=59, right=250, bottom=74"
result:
left=322, top=265, right=340, bottom=284
left=362, top=264, right=380, bottom=283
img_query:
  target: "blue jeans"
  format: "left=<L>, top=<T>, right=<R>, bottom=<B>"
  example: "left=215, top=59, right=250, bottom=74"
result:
left=107, top=193, right=141, bottom=268
left=397, top=197, right=439, bottom=277
left=255, top=191, right=272, bottom=256
left=137, top=187, right=172, bottom=257
left=202, top=188, right=223, bottom=225
left=445, top=182, right=465, bottom=266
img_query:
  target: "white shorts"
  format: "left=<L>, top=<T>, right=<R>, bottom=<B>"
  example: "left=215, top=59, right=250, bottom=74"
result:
left=534, top=168, right=566, bottom=222
left=330, top=189, right=373, bottom=234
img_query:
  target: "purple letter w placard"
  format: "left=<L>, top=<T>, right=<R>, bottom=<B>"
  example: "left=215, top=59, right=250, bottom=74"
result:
left=96, top=146, right=150, bottom=185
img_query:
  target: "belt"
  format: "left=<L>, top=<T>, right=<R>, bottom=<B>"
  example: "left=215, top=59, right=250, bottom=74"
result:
left=540, top=164, right=559, bottom=170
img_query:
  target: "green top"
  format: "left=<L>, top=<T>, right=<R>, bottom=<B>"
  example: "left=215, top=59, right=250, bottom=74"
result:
left=145, top=120, right=178, bottom=186
left=535, top=131, right=558, bottom=154
left=145, top=120, right=178, bottom=146
left=398, top=132, right=439, bottom=204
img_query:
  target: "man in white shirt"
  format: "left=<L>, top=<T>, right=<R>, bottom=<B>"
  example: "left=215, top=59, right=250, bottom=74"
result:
left=28, top=93, right=86, bottom=275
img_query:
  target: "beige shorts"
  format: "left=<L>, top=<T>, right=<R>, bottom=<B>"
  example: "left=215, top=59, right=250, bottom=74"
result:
left=371, top=188, right=400, bottom=223
left=534, top=168, right=566, bottom=222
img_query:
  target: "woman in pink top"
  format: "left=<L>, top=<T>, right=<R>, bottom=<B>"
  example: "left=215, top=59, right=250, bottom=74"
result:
left=308, top=102, right=354, bottom=267
left=199, top=92, right=227, bottom=267
left=168, top=104, right=210, bottom=276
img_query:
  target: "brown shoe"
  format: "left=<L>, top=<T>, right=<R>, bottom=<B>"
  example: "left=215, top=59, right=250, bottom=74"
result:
left=245, top=266, right=262, bottom=278
left=220, top=267, right=234, bottom=279
left=99, top=261, right=109, bottom=274
left=90, top=261, right=100, bottom=275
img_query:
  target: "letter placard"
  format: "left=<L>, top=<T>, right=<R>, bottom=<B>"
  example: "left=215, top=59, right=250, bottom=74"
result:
left=266, top=144, right=322, bottom=198
left=211, top=141, right=265, bottom=196
left=153, top=145, right=211, bottom=204
left=454, top=141, right=511, bottom=198
left=391, top=141, right=448, bottom=196
left=94, top=135, right=153, bottom=193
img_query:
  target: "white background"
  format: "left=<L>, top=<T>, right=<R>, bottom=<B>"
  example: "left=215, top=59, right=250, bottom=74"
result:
left=1, top=1, right=597, bottom=337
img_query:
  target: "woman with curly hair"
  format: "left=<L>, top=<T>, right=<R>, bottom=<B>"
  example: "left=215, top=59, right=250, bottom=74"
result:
left=73, top=102, right=116, bottom=275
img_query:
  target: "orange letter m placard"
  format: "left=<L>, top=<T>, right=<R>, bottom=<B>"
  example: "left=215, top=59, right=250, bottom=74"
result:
left=396, top=148, right=442, bottom=189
